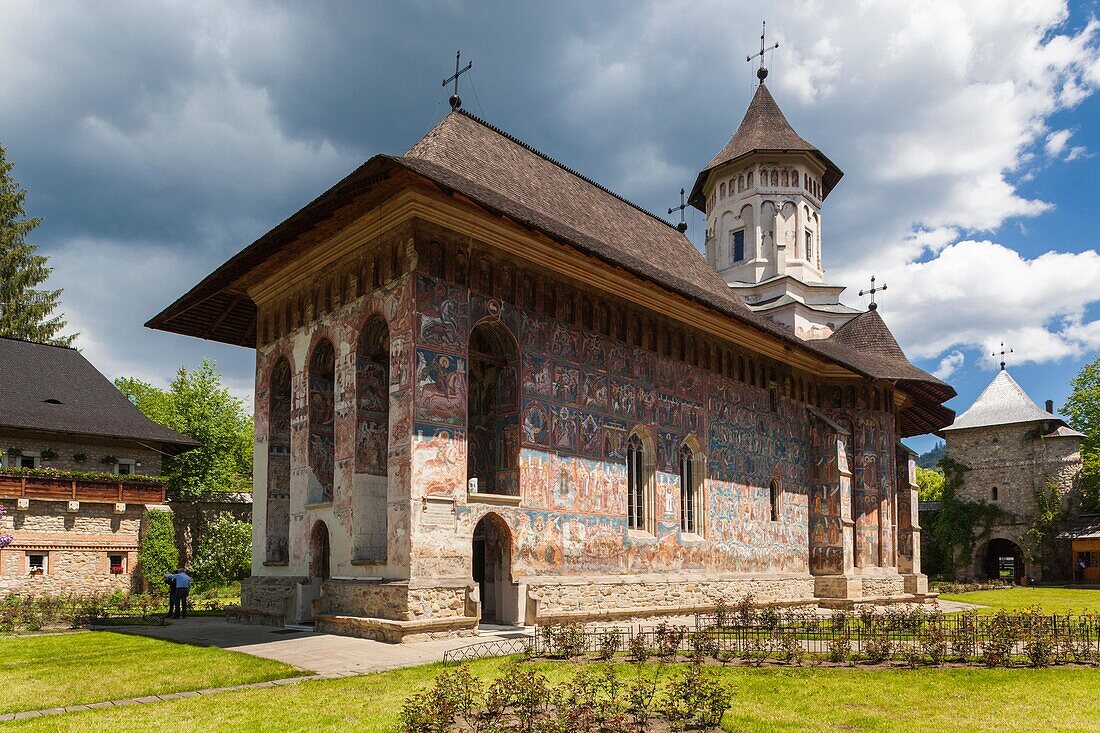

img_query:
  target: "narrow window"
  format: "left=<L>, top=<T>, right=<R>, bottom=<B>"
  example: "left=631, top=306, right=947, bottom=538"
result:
left=769, top=481, right=780, bottom=522
left=730, top=229, right=745, bottom=263
left=769, top=386, right=778, bottom=413
left=991, top=486, right=999, bottom=501
left=720, top=182, right=727, bottom=199
left=109, top=554, right=125, bottom=574
left=805, top=230, right=814, bottom=262
left=680, top=444, right=700, bottom=535
left=627, top=433, right=646, bottom=531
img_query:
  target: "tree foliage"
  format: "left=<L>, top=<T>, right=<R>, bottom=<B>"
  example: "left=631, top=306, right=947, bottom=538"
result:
left=0, top=144, right=74, bottom=346
left=191, top=513, right=252, bottom=587
left=138, top=509, right=178, bottom=592
left=1022, top=480, right=1068, bottom=577
left=916, top=467, right=945, bottom=501
left=926, top=459, right=1006, bottom=579
left=1062, top=357, right=1100, bottom=511
left=116, top=360, right=252, bottom=500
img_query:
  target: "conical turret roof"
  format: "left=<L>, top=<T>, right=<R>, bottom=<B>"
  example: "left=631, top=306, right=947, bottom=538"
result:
left=689, top=83, right=842, bottom=209
left=944, top=369, right=1061, bottom=432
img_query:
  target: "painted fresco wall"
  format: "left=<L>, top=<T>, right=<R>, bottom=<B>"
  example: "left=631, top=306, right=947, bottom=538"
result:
left=832, top=403, right=898, bottom=571
left=252, top=237, right=417, bottom=580
left=408, top=268, right=815, bottom=581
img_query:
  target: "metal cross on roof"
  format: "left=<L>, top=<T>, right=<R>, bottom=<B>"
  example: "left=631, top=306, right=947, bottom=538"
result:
left=442, top=50, right=473, bottom=110
left=993, top=342, right=1013, bottom=371
left=667, top=188, right=688, bottom=233
left=746, top=21, right=780, bottom=83
left=859, top=275, right=887, bottom=311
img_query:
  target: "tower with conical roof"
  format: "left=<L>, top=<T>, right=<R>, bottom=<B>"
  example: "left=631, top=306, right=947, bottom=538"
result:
left=690, top=69, right=859, bottom=340
left=941, top=368, right=1083, bottom=581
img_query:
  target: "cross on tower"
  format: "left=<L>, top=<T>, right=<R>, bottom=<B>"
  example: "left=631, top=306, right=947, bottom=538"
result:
left=993, top=342, right=1013, bottom=371
left=442, top=50, right=473, bottom=110
left=667, top=188, right=688, bottom=233
left=859, top=275, right=887, bottom=311
left=746, top=21, right=780, bottom=84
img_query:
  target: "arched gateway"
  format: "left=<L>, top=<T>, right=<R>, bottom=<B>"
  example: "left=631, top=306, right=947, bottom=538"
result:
left=472, top=514, right=519, bottom=624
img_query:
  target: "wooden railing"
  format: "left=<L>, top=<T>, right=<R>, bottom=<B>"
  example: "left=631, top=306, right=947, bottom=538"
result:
left=0, top=472, right=165, bottom=504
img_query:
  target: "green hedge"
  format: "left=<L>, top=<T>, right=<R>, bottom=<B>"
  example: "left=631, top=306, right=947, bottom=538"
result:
left=138, top=510, right=179, bottom=592
left=0, top=466, right=163, bottom=485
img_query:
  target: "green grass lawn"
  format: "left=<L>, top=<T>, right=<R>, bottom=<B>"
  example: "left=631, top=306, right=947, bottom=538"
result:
left=938, top=586, right=1100, bottom=614
left=5, top=659, right=1100, bottom=732
left=0, top=631, right=301, bottom=714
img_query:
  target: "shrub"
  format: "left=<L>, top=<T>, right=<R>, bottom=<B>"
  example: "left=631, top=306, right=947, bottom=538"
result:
left=659, top=663, right=733, bottom=730
left=775, top=630, right=804, bottom=666
left=862, top=634, right=895, bottom=665
left=628, top=632, right=650, bottom=663
left=654, top=622, right=686, bottom=658
left=138, top=509, right=178, bottom=592
left=920, top=626, right=948, bottom=666
left=827, top=633, right=852, bottom=664
left=950, top=612, right=977, bottom=661
left=688, top=630, right=719, bottom=662
left=596, top=628, right=621, bottom=660
left=734, top=593, right=756, bottom=626
left=191, top=513, right=252, bottom=588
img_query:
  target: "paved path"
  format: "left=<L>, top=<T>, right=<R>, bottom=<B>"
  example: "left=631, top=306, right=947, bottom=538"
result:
left=108, top=617, right=533, bottom=677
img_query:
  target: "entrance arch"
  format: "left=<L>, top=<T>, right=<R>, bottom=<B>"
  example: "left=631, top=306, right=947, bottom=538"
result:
left=310, top=521, right=331, bottom=581
left=983, top=537, right=1024, bottom=582
left=472, top=513, right=518, bottom=624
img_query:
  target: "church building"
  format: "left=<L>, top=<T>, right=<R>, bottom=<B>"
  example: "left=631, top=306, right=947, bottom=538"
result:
left=149, top=67, right=955, bottom=641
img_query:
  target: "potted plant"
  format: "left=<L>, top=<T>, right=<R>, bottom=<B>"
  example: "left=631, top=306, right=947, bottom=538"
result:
left=40, top=447, right=56, bottom=461
left=73, top=452, right=87, bottom=463
left=101, top=455, right=118, bottom=466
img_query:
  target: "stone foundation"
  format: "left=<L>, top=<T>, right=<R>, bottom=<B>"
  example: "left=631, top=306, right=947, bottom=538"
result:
left=526, top=574, right=817, bottom=623
left=237, top=575, right=309, bottom=625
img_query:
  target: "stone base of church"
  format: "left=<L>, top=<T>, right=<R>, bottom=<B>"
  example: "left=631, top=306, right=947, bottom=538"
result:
left=234, top=575, right=311, bottom=626
left=812, top=571, right=910, bottom=601
left=902, top=573, right=929, bottom=595
left=315, top=612, right=479, bottom=643
left=525, top=573, right=817, bottom=624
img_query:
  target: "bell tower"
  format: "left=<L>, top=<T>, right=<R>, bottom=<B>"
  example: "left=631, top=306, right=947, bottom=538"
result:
left=689, top=37, right=858, bottom=340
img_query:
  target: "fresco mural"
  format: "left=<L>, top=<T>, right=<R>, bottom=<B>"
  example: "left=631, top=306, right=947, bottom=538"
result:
left=309, top=339, right=337, bottom=503
left=808, top=415, right=845, bottom=576
left=265, top=356, right=293, bottom=563
left=415, top=349, right=466, bottom=426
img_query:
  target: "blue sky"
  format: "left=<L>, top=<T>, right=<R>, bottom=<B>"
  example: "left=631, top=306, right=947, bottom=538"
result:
left=2, top=1, right=1099, bottom=456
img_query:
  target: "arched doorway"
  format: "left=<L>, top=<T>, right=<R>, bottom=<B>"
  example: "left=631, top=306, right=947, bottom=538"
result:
left=984, top=537, right=1024, bottom=582
left=310, top=521, right=331, bottom=581
left=472, top=514, right=518, bottom=624
left=467, top=321, right=520, bottom=496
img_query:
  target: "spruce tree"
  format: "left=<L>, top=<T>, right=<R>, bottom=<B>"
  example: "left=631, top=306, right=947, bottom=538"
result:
left=0, top=144, right=74, bottom=346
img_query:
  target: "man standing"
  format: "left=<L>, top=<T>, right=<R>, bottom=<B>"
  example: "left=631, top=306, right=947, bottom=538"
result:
left=165, top=568, right=192, bottom=619
left=1076, top=557, right=1088, bottom=585
left=163, top=570, right=177, bottom=619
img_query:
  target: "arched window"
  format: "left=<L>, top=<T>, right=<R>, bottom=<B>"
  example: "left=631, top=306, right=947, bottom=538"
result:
left=308, top=340, right=336, bottom=504
left=355, top=317, right=390, bottom=562
left=747, top=171, right=754, bottom=187
left=720, top=182, right=727, bottom=199
left=428, top=241, right=444, bottom=278
left=454, top=251, right=468, bottom=286
left=771, top=170, right=779, bottom=186
left=265, top=357, right=292, bottom=563
left=680, top=443, right=703, bottom=535
left=769, top=480, right=781, bottom=522
left=626, top=432, right=652, bottom=532
left=991, top=486, right=999, bottom=501
left=468, top=321, right=520, bottom=496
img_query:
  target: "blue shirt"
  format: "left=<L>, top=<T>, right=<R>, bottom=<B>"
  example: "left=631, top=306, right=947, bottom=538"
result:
left=171, top=572, right=191, bottom=589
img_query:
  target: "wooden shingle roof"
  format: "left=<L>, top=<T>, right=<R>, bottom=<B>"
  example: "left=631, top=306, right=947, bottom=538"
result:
left=0, top=337, right=198, bottom=452
left=146, top=110, right=953, bottom=436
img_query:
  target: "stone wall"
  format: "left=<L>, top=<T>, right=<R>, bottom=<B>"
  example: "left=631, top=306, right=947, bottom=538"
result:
left=169, top=493, right=253, bottom=565
left=527, top=574, right=816, bottom=621
left=0, top=432, right=163, bottom=476
left=0, top=498, right=144, bottom=595
left=319, top=578, right=469, bottom=621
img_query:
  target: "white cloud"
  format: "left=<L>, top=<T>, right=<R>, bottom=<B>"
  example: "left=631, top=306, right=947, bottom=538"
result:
left=933, top=351, right=966, bottom=380
left=1046, top=129, right=1072, bottom=157
left=848, top=241, right=1100, bottom=368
